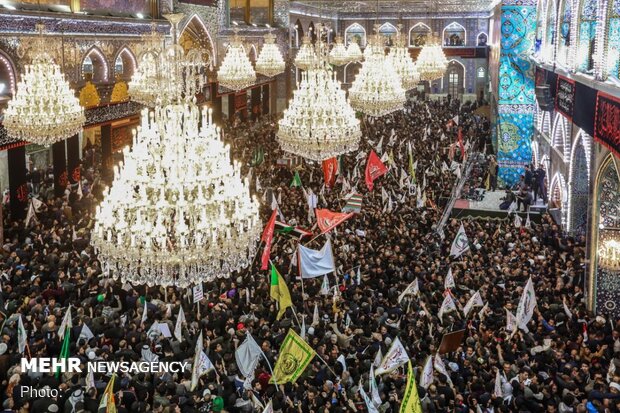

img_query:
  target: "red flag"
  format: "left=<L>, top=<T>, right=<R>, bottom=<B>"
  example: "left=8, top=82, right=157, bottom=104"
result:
left=322, top=158, right=338, bottom=188
left=364, top=150, right=387, bottom=191
left=260, top=210, right=277, bottom=270
left=315, top=208, right=354, bottom=234
left=457, top=127, right=465, bottom=158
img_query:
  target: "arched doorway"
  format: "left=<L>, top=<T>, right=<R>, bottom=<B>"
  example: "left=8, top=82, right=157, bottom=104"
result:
left=343, top=61, right=362, bottom=84
left=549, top=172, right=568, bottom=226
left=81, top=47, right=109, bottom=82
left=443, top=60, right=465, bottom=96
left=568, top=132, right=592, bottom=235
left=345, top=23, right=366, bottom=47
left=293, top=20, right=304, bottom=48
left=113, top=47, right=137, bottom=80
left=179, top=14, right=217, bottom=67
left=0, top=49, right=16, bottom=97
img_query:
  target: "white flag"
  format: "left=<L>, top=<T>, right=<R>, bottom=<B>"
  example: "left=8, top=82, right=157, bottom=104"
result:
left=86, top=370, right=95, bottom=390
left=337, top=354, right=347, bottom=371
left=58, top=305, right=72, bottom=339
left=514, top=214, right=522, bottom=228
left=298, top=240, right=336, bottom=279
left=375, top=337, right=409, bottom=375
left=300, top=317, right=306, bottom=339
left=141, top=300, right=148, bottom=325
left=320, top=275, right=330, bottom=295
left=17, top=315, right=27, bottom=353
left=525, top=213, right=531, bottom=228
left=235, top=332, right=263, bottom=379
left=369, top=365, right=382, bottom=406
left=420, top=356, right=434, bottom=389
left=359, top=382, right=380, bottom=413
left=312, top=303, right=319, bottom=326
left=381, top=187, right=388, bottom=204
left=191, top=331, right=214, bottom=390
left=444, top=268, right=455, bottom=290
left=463, top=291, right=484, bottom=318
left=438, top=293, right=457, bottom=322
left=450, top=224, right=470, bottom=258
left=562, top=297, right=573, bottom=319
left=478, top=302, right=489, bottom=319
left=356, top=267, right=361, bottom=285
left=373, top=348, right=383, bottom=368
left=261, top=401, right=273, bottom=413
left=434, top=353, right=452, bottom=384
left=494, top=369, right=504, bottom=397
left=174, top=307, right=185, bottom=342
left=25, top=201, right=38, bottom=227
left=506, top=309, right=517, bottom=332
left=193, top=284, right=204, bottom=303
left=79, top=324, right=94, bottom=342
left=398, top=279, right=419, bottom=304
left=515, top=277, right=537, bottom=332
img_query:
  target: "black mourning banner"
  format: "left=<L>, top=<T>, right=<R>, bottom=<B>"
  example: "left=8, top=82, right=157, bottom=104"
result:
left=66, top=134, right=81, bottom=185
left=52, top=141, right=68, bottom=198
left=555, top=76, right=575, bottom=121
left=8, top=146, right=28, bottom=220
left=594, top=92, right=620, bottom=158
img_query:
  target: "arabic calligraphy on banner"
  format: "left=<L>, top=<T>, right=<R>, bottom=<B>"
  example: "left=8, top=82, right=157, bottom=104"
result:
left=594, top=92, right=620, bottom=158
left=555, top=76, right=575, bottom=121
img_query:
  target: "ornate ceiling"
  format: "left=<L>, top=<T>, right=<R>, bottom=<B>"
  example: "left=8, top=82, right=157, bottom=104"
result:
left=290, top=0, right=499, bottom=14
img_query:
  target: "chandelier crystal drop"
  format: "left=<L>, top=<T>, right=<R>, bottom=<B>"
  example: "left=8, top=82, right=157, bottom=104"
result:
left=92, top=104, right=261, bottom=288
left=3, top=24, right=84, bottom=145
left=294, top=35, right=317, bottom=70
left=349, top=29, right=406, bottom=117
left=278, top=23, right=361, bottom=161
left=388, top=25, right=420, bottom=90
left=329, top=36, right=351, bottom=66
left=255, top=32, right=286, bottom=77
left=346, top=38, right=364, bottom=62
left=217, top=28, right=257, bottom=91
left=416, top=34, right=449, bottom=81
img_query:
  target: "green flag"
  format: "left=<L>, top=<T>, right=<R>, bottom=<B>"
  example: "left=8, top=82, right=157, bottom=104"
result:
left=290, top=171, right=302, bottom=188
left=56, top=327, right=70, bottom=378
left=251, top=146, right=264, bottom=167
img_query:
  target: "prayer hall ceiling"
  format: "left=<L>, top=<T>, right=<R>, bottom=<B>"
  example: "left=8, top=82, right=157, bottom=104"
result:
left=290, top=0, right=500, bottom=14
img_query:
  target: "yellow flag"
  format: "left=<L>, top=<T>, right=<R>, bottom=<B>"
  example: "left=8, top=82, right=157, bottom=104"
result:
left=98, top=374, right=117, bottom=413
left=270, top=264, right=292, bottom=320
left=272, top=329, right=316, bottom=384
left=400, top=361, right=422, bottom=413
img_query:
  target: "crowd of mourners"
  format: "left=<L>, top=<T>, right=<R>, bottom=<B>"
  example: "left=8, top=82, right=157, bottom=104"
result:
left=0, top=97, right=618, bottom=413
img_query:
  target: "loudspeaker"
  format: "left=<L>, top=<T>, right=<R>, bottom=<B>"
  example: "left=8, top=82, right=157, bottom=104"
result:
left=535, top=85, right=553, bottom=111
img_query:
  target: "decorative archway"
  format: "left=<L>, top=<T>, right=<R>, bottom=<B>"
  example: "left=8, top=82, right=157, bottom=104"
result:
left=576, top=0, right=598, bottom=73
left=567, top=130, right=592, bottom=234
left=0, top=49, right=16, bottom=96
left=409, top=22, right=431, bottom=47
left=549, top=172, right=568, bottom=225
left=589, top=154, right=620, bottom=316
left=532, top=140, right=540, bottom=166
left=556, top=0, right=573, bottom=67
left=293, top=19, right=304, bottom=48
left=604, top=0, right=620, bottom=80
left=81, top=46, right=109, bottom=82
left=344, top=61, right=362, bottom=84
left=477, top=32, right=488, bottom=46
left=552, top=113, right=571, bottom=161
left=248, top=44, right=258, bottom=64
left=308, top=22, right=317, bottom=43
left=443, top=22, right=466, bottom=46
left=112, top=46, right=137, bottom=80
left=544, top=0, right=558, bottom=62
left=442, top=60, right=465, bottom=95
left=345, top=23, right=366, bottom=47
left=378, top=22, right=398, bottom=46
left=179, top=13, right=217, bottom=66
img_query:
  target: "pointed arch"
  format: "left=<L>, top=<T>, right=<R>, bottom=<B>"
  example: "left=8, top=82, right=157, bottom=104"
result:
left=179, top=13, right=217, bottom=65
left=81, top=46, right=109, bottom=82
left=532, top=140, right=540, bottom=166
left=293, top=19, right=304, bottom=48
left=0, top=49, right=16, bottom=95
left=443, top=21, right=467, bottom=46
left=549, top=171, right=568, bottom=226
left=476, top=31, right=488, bottom=46
left=248, top=44, right=258, bottom=64
left=409, top=22, right=431, bottom=47
left=567, top=129, right=593, bottom=232
left=552, top=113, right=571, bottom=160
left=344, top=61, right=362, bottom=84
left=442, top=59, right=466, bottom=94
left=344, top=23, right=366, bottom=47
left=544, top=0, right=558, bottom=62
left=113, top=46, right=137, bottom=80
left=378, top=22, right=398, bottom=34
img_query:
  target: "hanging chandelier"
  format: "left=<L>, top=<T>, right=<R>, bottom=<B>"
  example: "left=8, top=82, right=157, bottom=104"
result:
left=388, top=26, right=420, bottom=90
left=416, top=33, right=448, bottom=81
left=217, top=28, right=257, bottom=91
left=278, top=24, right=361, bottom=161
left=346, top=38, right=363, bottom=62
left=92, top=104, right=261, bottom=287
left=129, top=15, right=208, bottom=106
left=598, top=234, right=620, bottom=272
left=3, top=24, right=84, bottom=145
left=256, top=32, right=286, bottom=77
left=349, top=29, right=406, bottom=117
left=294, top=35, right=317, bottom=70
left=329, top=36, right=351, bottom=66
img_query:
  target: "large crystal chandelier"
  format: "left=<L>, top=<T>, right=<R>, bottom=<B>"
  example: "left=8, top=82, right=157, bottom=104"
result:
left=416, top=33, right=448, bottom=81
left=294, top=35, right=317, bottom=70
left=217, top=28, right=256, bottom=91
left=129, top=15, right=208, bottom=106
left=256, top=32, right=286, bottom=77
left=329, top=36, right=351, bottom=66
left=349, top=29, right=406, bottom=117
left=92, top=104, right=261, bottom=287
left=388, top=25, right=420, bottom=90
left=346, top=38, right=364, bottom=62
left=3, top=24, right=84, bottom=145
left=278, top=24, right=361, bottom=161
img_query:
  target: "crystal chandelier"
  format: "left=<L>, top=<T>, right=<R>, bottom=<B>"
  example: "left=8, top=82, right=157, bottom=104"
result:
left=92, top=104, right=261, bottom=287
left=3, top=24, right=84, bottom=145
left=217, top=28, right=257, bottom=91
left=388, top=26, right=420, bottom=90
left=598, top=235, right=620, bottom=272
left=349, top=29, right=406, bottom=117
left=346, top=38, right=363, bottom=62
left=256, top=32, right=286, bottom=77
left=294, top=35, right=317, bottom=70
left=416, top=33, right=448, bottom=81
left=278, top=24, right=361, bottom=161
left=129, top=15, right=208, bottom=106
left=329, top=36, right=351, bottom=66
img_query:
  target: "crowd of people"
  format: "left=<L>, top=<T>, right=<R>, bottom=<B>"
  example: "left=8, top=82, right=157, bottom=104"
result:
left=0, top=97, right=618, bottom=413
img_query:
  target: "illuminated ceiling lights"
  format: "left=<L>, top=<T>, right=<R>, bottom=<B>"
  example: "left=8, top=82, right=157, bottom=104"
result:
left=416, top=32, right=448, bottom=81
left=349, top=29, right=406, bottom=117
left=255, top=31, right=286, bottom=77
left=3, top=24, right=84, bottom=145
left=92, top=104, right=261, bottom=287
left=217, top=27, right=257, bottom=91
left=294, top=34, right=317, bottom=70
left=278, top=24, right=361, bottom=161
left=346, top=38, right=364, bottom=62
left=329, top=35, right=351, bottom=66
left=388, top=25, right=420, bottom=90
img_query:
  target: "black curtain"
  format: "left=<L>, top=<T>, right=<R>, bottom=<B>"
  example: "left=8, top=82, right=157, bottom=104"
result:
left=251, top=87, right=261, bottom=121
left=52, top=141, right=67, bottom=198
left=8, top=146, right=28, bottom=220
left=101, top=124, right=113, bottom=180
left=66, top=134, right=81, bottom=185
left=262, top=83, right=270, bottom=115
left=210, top=83, right=223, bottom=125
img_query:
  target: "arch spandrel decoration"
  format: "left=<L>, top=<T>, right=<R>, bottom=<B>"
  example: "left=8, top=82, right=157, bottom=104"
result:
left=589, top=154, right=620, bottom=317
left=567, top=131, right=592, bottom=235
left=604, top=0, right=620, bottom=80
left=409, top=23, right=431, bottom=47
left=179, top=14, right=217, bottom=66
left=576, top=0, right=597, bottom=73
left=345, top=23, right=366, bottom=47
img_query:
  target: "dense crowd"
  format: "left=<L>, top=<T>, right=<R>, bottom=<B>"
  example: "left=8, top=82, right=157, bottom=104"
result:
left=0, top=98, right=618, bottom=413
